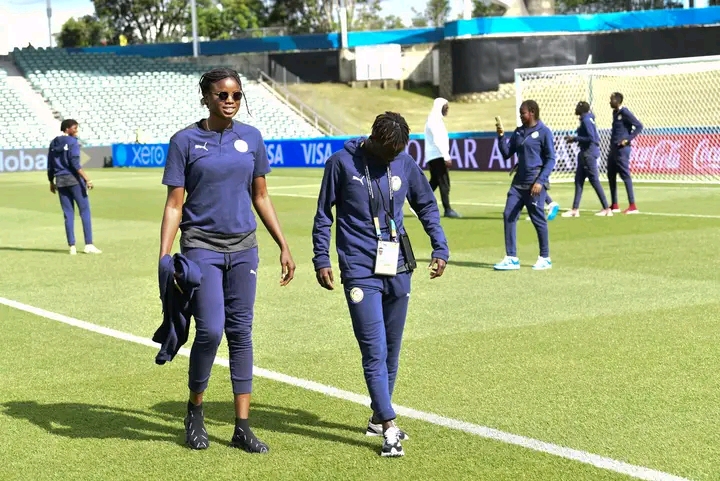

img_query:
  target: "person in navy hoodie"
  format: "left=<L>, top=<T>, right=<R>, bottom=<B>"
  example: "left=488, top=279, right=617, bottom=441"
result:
left=312, top=112, right=449, bottom=458
left=159, top=67, right=296, bottom=453
left=562, top=101, right=613, bottom=218
left=47, top=119, right=101, bottom=255
left=608, top=92, right=643, bottom=214
left=494, top=100, right=556, bottom=271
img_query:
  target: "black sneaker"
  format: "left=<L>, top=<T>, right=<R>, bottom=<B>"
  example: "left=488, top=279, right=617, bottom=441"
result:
left=444, top=209, right=461, bottom=218
left=381, top=426, right=404, bottom=457
left=230, top=425, right=269, bottom=454
left=366, top=417, right=409, bottom=440
left=184, top=406, right=209, bottom=450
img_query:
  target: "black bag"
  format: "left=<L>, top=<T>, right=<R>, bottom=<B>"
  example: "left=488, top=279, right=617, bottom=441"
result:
left=399, top=232, right=417, bottom=271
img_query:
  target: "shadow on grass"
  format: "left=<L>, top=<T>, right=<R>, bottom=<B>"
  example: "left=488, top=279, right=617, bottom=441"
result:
left=152, top=401, right=377, bottom=452
left=1, top=401, right=196, bottom=445
left=419, top=258, right=496, bottom=269
left=442, top=215, right=500, bottom=221
left=0, top=246, right=68, bottom=254
left=2, top=400, right=377, bottom=452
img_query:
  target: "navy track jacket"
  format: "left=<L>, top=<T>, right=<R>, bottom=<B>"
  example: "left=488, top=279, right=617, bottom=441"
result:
left=153, top=253, right=203, bottom=364
left=312, top=137, right=449, bottom=281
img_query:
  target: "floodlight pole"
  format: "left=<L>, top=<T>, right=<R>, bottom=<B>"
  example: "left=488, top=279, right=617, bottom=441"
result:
left=463, top=0, right=472, bottom=19
left=190, top=0, right=199, bottom=57
left=46, top=0, right=52, bottom=48
left=338, top=0, right=348, bottom=50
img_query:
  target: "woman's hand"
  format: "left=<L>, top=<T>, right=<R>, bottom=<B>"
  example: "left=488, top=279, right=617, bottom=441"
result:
left=280, top=247, right=296, bottom=286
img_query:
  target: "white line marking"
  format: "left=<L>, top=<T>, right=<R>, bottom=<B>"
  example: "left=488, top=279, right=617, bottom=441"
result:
left=0, top=296, right=691, bottom=481
left=266, top=184, right=318, bottom=190
left=270, top=193, right=720, bottom=219
left=451, top=201, right=720, bottom=219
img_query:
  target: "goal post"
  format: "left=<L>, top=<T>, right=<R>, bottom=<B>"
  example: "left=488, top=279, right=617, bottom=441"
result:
left=513, top=55, right=720, bottom=184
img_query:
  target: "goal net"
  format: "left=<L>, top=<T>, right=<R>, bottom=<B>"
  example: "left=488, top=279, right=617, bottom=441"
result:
left=514, top=55, right=720, bottom=184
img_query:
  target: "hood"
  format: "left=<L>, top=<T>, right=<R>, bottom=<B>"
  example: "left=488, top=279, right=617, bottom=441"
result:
left=429, top=97, right=448, bottom=120
left=344, top=137, right=365, bottom=156
left=50, top=135, right=72, bottom=153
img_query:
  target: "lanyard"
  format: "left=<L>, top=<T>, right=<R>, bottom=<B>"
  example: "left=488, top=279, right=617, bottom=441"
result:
left=363, top=161, right=397, bottom=242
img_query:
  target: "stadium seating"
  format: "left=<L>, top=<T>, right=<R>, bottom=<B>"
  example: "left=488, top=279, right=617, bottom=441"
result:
left=0, top=68, right=56, bottom=149
left=11, top=47, right=324, bottom=147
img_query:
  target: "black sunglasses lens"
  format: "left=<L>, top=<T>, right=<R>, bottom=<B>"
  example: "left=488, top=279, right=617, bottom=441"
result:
left=216, top=92, right=242, bottom=102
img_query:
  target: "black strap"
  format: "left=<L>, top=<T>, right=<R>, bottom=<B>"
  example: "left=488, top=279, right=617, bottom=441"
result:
left=363, top=160, right=397, bottom=241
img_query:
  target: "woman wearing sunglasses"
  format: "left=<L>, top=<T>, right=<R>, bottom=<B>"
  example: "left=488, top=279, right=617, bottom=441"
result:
left=158, top=67, right=296, bottom=453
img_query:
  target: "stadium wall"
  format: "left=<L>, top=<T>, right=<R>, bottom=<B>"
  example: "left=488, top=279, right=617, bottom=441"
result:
left=442, top=24, right=720, bottom=98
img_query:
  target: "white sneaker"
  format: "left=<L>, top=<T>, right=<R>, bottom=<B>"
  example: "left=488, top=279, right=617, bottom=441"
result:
left=561, top=210, right=580, bottom=217
left=532, top=256, right=552, bottom=270
left=381, top=426, right=405, bottom=457
left=595, top=209, right=613, bottom=217
left=366, top=418, right=409, bottom=440
left=494, top=256, right=520, bottom=271
left=83, top=244, right=102, bottom=254
left=69, top=246, right=77, bottom=255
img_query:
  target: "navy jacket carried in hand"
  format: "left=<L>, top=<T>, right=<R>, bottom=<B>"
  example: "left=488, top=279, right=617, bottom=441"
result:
left=47, top=135, right=82, bottom=183
left=312, top=137, right=449, bottom=281
left=610, top=107, right=643, bottom=147
left=575, top=112, right=601, bottom=158
left=498, top=120, right=556, bottom=187
left=153, top=253, right=203, bottom=365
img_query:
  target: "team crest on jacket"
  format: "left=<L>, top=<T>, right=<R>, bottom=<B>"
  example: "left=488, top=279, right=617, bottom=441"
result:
left=391, top=175, right=402, bottom=192
left=349, top=287, right=364, bottom=303
left=617, top=115, right=622, bottom=120
left=531, top=131, right=539, bottom=139
left=234, top=139, right=249, bottom=153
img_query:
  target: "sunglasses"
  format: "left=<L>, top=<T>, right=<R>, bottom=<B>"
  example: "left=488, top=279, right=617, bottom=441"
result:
left=211, top=91, right=243, bottom=102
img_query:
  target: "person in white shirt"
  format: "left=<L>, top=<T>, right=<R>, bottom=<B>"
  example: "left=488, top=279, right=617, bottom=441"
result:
left=424, top=98, right=461, bottom=218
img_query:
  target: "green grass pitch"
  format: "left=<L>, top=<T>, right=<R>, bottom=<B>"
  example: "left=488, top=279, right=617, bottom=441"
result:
left=1, top=168, right=719, bottom=480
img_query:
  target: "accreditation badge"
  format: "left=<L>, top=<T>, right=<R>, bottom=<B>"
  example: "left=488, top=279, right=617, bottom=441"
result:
left=374, top=241, right=400, bottom=276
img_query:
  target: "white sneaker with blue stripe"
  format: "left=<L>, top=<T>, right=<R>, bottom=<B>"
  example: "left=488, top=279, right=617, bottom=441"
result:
left=493, top=256, right=520, bottom=270
left=532, top=257, right=552, bottom=270
left=546, top=202, right=560, bottom=221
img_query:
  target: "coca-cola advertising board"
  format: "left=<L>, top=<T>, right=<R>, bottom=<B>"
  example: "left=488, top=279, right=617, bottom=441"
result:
left=407, top=131, right=720, bottom=175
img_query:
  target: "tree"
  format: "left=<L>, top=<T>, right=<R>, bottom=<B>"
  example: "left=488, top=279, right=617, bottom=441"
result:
left=267, top=0, right=391, bottom=34
left=352, top=0, right=387, bottom=31
left=424, top=0, right=450, bottom=26
left=191, top=0, right=264, bottom=40
left=471, top=0, right=506, bottom=17
left=410, top=8, right=429, bottom=27
left=267, top=0, right=336, bottom=33
left=93, top=0, right=191, bottom=44
left=57, top=15, right=111, bottom=47
left=383, top=15, right=405, bottom=29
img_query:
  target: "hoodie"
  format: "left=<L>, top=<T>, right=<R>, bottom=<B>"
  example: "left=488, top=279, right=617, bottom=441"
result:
left=423, top=98, right=450, bottom=162
left=575, top=112, right=601, bottom=158
left=47, top=134, right=82, bottom=184
left=498, top=120, right=556, bottom=187
left=312, top=138, right=449, bottom=281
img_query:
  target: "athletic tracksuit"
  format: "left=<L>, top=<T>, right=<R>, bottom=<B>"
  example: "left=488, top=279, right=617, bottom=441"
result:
left=572, top=112, right=609, bottom=210
left=47, top=135, right=93, bottom=246
left=312, top=138, right=449, bottom=423
left=497, top=121, right=556, bottom=258
left=608, top=107, right=643, bottom=206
